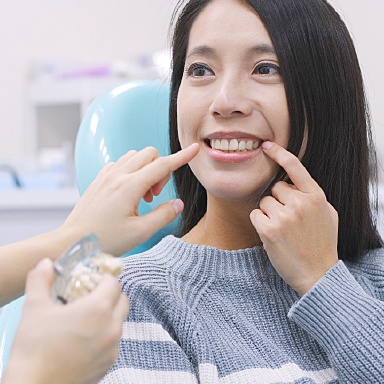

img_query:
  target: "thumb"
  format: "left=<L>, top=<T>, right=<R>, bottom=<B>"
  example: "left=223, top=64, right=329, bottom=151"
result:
left=135, top=199, right=184, bottom=240
left=25, top=258, right=55, bottom=302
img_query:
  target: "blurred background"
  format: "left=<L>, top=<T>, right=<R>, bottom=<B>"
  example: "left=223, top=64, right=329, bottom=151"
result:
left=0, top=0, right=382, bottom=244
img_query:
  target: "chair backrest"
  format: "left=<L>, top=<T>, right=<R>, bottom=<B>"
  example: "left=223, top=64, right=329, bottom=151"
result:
left=75, top=79, right=175, bottom=255
left=0, top=297, right=24, bottom=379
left=0, top=80, right=173, bottom=378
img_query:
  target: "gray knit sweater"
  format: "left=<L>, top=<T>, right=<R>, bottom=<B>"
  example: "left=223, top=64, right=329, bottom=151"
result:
left=100, top=235, right=384, bottom=383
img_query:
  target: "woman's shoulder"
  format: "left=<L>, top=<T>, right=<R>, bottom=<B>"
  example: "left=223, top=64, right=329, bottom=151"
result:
left=344, top=247, right=384, bottom=295
left=118, top=235, right=189, bottom=291
left=120, top=236, right=176, bottom=272
left=346, top=247, right=384, bottom=273
left=116, top=238, right=175, bottom=305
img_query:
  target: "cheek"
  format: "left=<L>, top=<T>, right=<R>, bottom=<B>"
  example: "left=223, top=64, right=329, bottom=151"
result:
left=176, top=89, right=188, bottom=147
left=176, top=108, right=189, bottom=149
left=274, top=119, right=290, bottom=148
left=269, top=95, right=290, bottom=148
left=177, top=85, right=205, bottom=147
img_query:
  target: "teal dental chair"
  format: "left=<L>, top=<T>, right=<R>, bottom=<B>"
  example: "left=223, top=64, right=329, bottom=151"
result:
left=0, top=80, right=173, bottom=378
left=75, top=79, right=175, bottom=255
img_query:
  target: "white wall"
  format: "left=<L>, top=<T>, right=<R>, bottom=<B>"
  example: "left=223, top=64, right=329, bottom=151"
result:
left=0, top=0, right=178, bottom=161
left=0, top=0, right=383, bottom=180
left=328, top=0, right=384, bottom=180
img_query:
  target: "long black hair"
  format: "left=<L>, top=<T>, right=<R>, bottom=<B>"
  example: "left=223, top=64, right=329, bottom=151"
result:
left=169, top=0, right=383, bottom=260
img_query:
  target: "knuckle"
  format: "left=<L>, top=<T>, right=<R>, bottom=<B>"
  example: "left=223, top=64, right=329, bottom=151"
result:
left=262, top=225, right=280, bottom=243
left=99, top=162, right=115, bottom=175
left=155, top=156, right=169, bottom=167
left=271, top=181, right=284, bottom=194
left=154, top=156, right=172, bottom=173
left=258, top=200, right=267, bottom=212
left=104, top=178, right=123, bottom=192
left=310, top=190, right=327, bottom=205
left=329, top=202, right=338, bottom=216
left=290, top=197, right=305, bottom=211
left=277, top=210, right=290, bottom=225
left=145, top=146, right=160, bottom=158
left=287, top=198, right=307, bottom=219
left=120, top=150, right=137, bottom=161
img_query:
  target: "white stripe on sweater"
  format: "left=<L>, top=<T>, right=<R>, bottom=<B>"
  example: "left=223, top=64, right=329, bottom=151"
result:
left=100, top=368, right=198, bottom=384
left=219, top=363, right=337, bottom=383
left=122, top=322, right=177, bottom=343
left=100, top=363, right=337, bottom=384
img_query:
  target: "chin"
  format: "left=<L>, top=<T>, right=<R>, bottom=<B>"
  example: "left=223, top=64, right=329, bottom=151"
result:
left=206, top=182, right=267, bottom=204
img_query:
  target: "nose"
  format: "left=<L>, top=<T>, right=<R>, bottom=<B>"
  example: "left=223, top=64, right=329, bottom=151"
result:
left=209, top=77, right=253, bottom=118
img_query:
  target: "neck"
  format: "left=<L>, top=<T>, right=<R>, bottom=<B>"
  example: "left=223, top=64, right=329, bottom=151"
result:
left=183, top=195, right=262, bottom=250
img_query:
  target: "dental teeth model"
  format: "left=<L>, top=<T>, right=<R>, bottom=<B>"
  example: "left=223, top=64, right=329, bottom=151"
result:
left=52, top=234, right=123, bottom=304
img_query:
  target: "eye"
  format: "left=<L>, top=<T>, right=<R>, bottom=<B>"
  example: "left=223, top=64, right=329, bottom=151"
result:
left=186, top=63, right=214, bottom=77
left=253, top=62, right=280, bottom=76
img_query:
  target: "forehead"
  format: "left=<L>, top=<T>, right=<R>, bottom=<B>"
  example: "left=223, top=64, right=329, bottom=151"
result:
left=187, top=0, right=273, bottom=51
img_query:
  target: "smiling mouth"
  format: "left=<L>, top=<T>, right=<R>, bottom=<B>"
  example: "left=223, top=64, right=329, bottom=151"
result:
left=206, top=138, right=262, bottom=153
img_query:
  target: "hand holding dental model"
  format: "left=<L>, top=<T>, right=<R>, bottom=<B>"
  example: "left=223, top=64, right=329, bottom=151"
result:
left=52, top=234, right=124, bottom=304
left=2, top=258, right=128, bottom=384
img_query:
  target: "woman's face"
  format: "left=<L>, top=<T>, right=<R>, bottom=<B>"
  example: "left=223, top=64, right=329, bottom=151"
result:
left=177, top=0, right=290, bottom=203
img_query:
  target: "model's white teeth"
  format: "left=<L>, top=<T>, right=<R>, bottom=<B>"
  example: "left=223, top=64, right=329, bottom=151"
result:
left=210, top=139, right=261, bottom=152
left=238, top=140, right=246, bottom=151
left=221, top=139, right=229, bottom=151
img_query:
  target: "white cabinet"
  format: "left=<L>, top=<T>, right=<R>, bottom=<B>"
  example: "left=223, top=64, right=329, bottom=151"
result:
left=27, top=77, right=128, bottom=158
left=0, top=188, right=79, bottom=246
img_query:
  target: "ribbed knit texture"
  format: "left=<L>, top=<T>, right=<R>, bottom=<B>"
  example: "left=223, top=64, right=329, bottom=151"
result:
left=100, top=236, right=384, bottom=384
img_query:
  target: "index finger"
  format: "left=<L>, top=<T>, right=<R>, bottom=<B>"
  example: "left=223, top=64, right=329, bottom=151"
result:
left=262, top=141, right=318, bottom=193
left=133, top=143, right=199, bottom=194
left=159, top=143, right=200, bottom=172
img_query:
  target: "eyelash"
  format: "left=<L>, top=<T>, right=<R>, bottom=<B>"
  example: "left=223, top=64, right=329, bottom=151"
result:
left=185, top=63, right=213, bottom=77
left=185, top=62, right=281, bottom=78
left=253, top=62, right=281, bottom=76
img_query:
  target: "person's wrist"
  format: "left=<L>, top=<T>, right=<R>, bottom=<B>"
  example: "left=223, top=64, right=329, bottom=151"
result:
left=50, top=225, right=88, bottom=259
left=294, top=259, right=338, bottom=296
left=3, top=356, right=49, bottom=384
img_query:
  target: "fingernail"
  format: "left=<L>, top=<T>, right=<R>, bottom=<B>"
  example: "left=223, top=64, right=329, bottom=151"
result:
left=262, top=141, right=273, bottom=150
left=188, top=143, right=199, bottom=150
left=171, top=199, right=184, bottom=215
left=36, top=258, right=52, bottom=270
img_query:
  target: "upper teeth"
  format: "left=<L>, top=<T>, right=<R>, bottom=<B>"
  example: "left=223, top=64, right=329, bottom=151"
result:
left=210, top=139, right=260, bottom=152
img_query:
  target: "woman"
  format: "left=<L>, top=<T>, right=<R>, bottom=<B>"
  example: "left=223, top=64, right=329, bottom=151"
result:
left=101, top=0, right=384, bottom=383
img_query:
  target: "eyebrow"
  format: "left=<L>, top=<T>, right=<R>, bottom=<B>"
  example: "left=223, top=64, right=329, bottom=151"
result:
left=186, top=45, right=216, bottom=59
left=186, top=44, right=276, bottom=59
left=249, top=44, right=276, bottom=55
